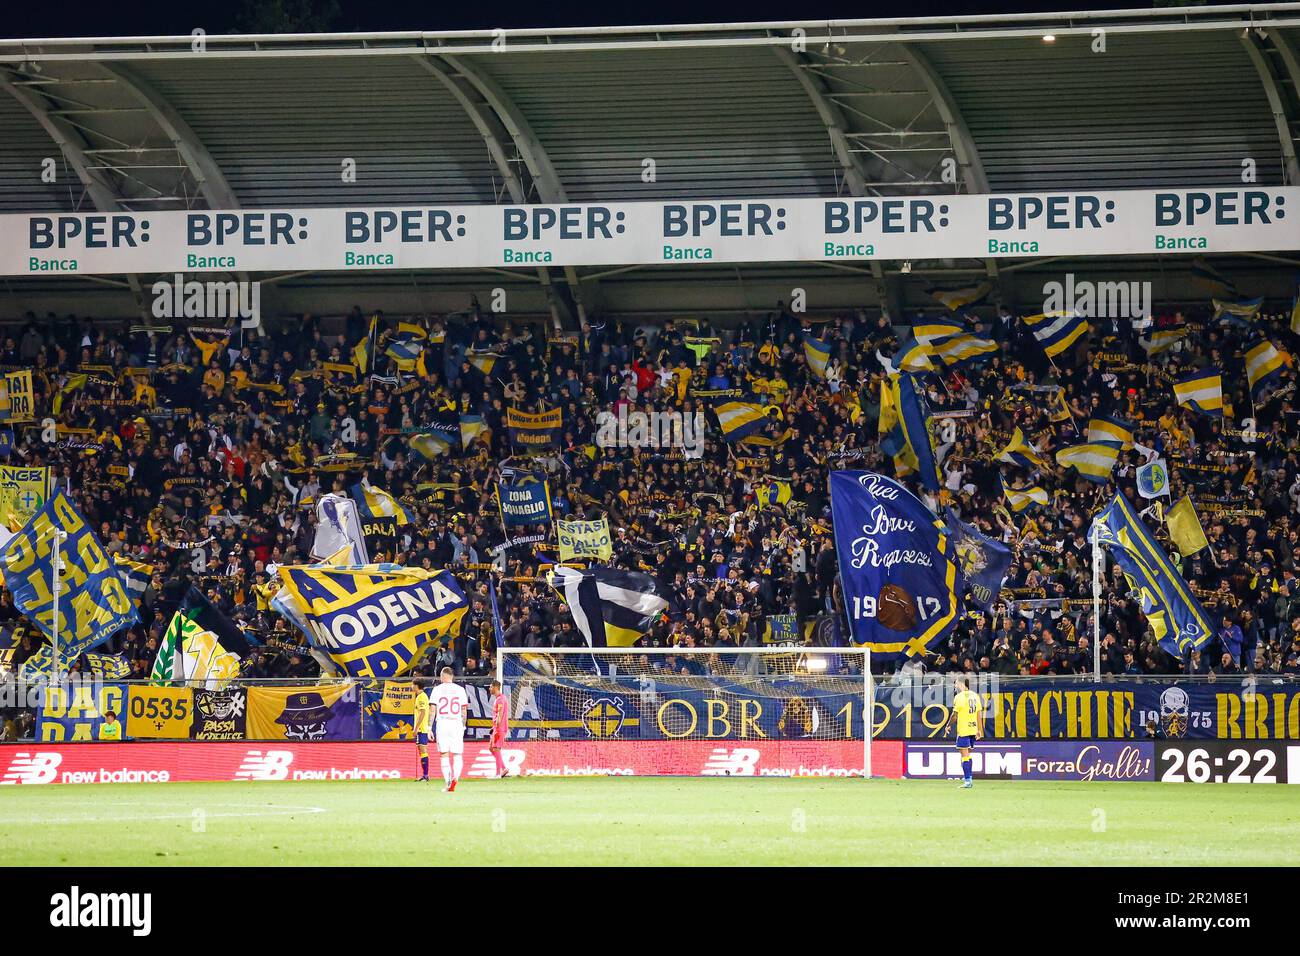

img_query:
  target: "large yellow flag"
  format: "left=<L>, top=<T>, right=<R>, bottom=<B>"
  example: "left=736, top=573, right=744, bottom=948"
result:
left=1166, top=495, right=1209, bottom=558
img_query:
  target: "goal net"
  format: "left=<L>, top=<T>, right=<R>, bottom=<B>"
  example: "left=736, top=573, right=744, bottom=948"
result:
left=495, top=646, right=872, bottom=778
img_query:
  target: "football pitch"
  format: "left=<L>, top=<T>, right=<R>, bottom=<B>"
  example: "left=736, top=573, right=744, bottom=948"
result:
left=2, top=778, right=1296, bottom=866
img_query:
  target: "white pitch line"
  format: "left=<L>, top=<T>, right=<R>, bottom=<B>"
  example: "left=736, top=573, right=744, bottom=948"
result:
left=0, top=803, right=328, bottom=825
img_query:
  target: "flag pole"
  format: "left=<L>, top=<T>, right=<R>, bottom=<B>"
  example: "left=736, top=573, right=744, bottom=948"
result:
left=1090, top=523, right=1103, bottom=681
left=50, top=528, right=68, bottom=680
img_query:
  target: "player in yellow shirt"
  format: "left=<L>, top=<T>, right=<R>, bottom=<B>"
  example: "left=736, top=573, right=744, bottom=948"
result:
left=98, top=710, right=123, bottom=742
left=945, top=677, right=983, bottom=789
left=412, top=686, right=432, bottom=782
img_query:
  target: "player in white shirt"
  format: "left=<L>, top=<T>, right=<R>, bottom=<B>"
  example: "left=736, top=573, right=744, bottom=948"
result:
left=430, top=667, right=470, bottom=792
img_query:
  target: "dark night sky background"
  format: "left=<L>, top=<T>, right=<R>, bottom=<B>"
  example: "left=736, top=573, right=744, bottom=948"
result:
left=2, top=0, right=1197, bottom=39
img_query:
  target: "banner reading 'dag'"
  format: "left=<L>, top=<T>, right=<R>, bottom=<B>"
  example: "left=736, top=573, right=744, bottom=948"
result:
left=1, top=490, right=138, bottom=659
left=275, top=565, right=468, bottom=677
left=829, top=471, right=961, bottom=660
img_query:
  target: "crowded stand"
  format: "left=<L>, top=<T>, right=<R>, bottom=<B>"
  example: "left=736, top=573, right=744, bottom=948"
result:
left=1, top=283, right=1298, bottom=736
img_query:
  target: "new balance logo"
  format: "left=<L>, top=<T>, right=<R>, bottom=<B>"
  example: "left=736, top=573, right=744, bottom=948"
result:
left=701, top=748, right=760, bottom=776
left=467, top=748, right=525, bottom=778
left=1, top=751, right=62, bottom=785
left=234, top=750, right=293, bottom=781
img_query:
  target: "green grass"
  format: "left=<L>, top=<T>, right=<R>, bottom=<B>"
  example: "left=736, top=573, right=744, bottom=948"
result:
left=2, top=778, right=1296, bottom=866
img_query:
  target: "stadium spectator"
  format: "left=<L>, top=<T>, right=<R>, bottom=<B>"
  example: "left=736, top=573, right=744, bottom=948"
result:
left=0, top=293, right=1297, bottom=716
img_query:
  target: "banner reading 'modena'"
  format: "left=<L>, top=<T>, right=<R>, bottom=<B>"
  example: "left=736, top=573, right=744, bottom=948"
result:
left=4, top=187, right=1296, bottom=276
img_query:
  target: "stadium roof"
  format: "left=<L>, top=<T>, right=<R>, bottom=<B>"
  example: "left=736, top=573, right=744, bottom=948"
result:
left=1, top=5, right=1299, bottom=322
left=2, top=4, right=1300, bottom=215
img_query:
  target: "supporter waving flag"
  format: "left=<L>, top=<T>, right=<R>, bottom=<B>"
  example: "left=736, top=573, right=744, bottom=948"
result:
left=1021, top=310, right=1089, bottom=359
left=550, top=566, right=669, bottom=648
left=829, top=471, right=961, bottom=660
left=802, top=332, right=832, bottom=379
left=1245, top=338, right=1289, bottom=400
left=995, top=426, right=1047, bottom=470
left=1172, top=368, right=1224, bottom=417
left=1092, top=492, right=1214, bottom=659
left=1055, top=441, right=1122, bottom=484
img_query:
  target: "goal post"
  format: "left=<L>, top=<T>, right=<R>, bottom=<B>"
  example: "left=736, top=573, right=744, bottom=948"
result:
left=496, top=646, right=873, bottom=778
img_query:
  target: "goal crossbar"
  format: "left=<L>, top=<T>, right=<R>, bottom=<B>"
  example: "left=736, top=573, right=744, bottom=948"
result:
left=497, top=645, right=873, bottom=778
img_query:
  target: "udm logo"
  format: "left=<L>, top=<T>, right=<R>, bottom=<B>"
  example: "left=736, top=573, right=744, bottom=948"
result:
left=1042, top=273, right=1151, bottom=320
left=594, top=408, right=705, bottom=458
left=49, top=886, right=151, bottom=937
left=151, top=273, right=261, bottom=330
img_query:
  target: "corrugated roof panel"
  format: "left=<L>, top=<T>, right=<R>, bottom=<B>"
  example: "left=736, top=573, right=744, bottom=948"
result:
left=918, top=31, right=1285, bottom=191
left=0, top=93, right=84, bottom=212
left=476, top=48, right=841, bottom=200
left=127, top=57, right=504, bottom=207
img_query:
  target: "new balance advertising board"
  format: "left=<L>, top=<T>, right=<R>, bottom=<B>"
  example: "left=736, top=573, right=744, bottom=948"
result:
left=0, top=740, right=905, bottom=783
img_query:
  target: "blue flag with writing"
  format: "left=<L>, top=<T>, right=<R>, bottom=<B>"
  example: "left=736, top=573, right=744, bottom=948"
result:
left=1092, top=492, right=1214, bottom=659
left=0, top=490, right=138, bottom=659
left=829, top=471, right=961, bottom=660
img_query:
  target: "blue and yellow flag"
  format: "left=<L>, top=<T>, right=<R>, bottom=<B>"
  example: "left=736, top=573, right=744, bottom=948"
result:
left=1056, top=441, right=1122, bottom=484
left=1092, top=492, right=1214, bottom=658
left=1212, top=297, right=1263, bottom=326
left=0, top=490, right=138, bottom=659
left=383, top=337, right=423, bottom=373
left=460, top=414, right=486, bottom=449
left=1000, top=478, right=1048, bottom=512
left=912, top=316, right=970, bottom=347
left=893, top=333, right=936, bottom=373
left=802, top=333, right=832, bottom=379
left=112, top=555, right=153, bottom=606
left=1190, top=257, right=1238, bottom=298
left=829, top=471, right=961, bottom=660
left=996, top=426, right=1046, bottom=470
left=276, top=565, right=468, bottom=678
left=352, top=314, right=377, bottom=374
left=409, top=431, right=452, bottom=460
left=0, top=464, right=50, bottom=530
left=1021, top=311, right=1089, bottom=358
left=1086, top=414, right=1134, bottom=449
left=942, top=508, right=1012, bottom=612
left=756, top=479, right=793, bottom=510
left=1290, top=277, right=1300, bottom=336
left=1140, top=326, right=1187, bottom=356
left=1172, top=368, right=1223, bottom=417
left=928, top=282, right=990, bottom=312
left=550, top=566, right=668, bottom=648
left=350, top=483, right=413, bottom=525
left=714, top=400, right=771, bottom=443
left=930, top=331, right=998, bottom=368
left=467, top=348, right=502, bottom=375
left=879, top=373, right=940, bottom=493
left=1245, top=338, right=1288, bottom=399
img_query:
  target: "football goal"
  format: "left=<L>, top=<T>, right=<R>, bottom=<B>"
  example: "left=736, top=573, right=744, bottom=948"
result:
left=496, top=646, right=873, bottom=778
